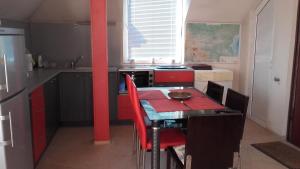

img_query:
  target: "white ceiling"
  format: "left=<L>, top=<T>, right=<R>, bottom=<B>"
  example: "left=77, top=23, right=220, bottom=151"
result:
left=0, top=0, right=43, bottom=20
left=0, top=0, right=261, bottom=23
left=187, top=0, right=262, bottom=22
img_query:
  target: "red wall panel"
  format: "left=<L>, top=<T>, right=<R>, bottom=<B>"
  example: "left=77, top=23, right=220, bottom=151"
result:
left=90, top=0, right=110, bottom=141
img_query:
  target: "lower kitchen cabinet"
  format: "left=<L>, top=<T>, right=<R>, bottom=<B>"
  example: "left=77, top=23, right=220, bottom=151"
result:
left=30, top=86, right=47, bottom=164
left=59, top=72, right=93, bottom=126
left=109, top=71, right=118, bottom=122
left=154, top=70, right=194, bottom=86
left=44, top=77, right=60, bottom=143
left=117, top=94, right=134, bottom=120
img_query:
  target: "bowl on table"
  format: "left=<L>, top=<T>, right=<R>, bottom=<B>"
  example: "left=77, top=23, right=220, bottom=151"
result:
left=168, top=91, right=192, bottom=101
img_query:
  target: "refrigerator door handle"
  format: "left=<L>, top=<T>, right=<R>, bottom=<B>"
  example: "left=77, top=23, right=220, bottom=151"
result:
left=0, top=112, right=14, bottom=147
left=0, top=52, right=9, bottom=92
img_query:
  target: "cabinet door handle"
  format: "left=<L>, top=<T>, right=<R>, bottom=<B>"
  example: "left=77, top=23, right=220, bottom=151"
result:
left=0, top=84, right=7, bottom=91
left=274, top=77, right=280, bottom=82
left=0, top=53, right=9, bottom=92
left=0, top=112, right=14, bottom=147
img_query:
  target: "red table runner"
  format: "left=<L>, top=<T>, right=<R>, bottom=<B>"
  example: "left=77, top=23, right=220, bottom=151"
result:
left=138, top=90, right=167, bottom=100
left=184, top=97, right=224, bottom=110
left=148, top=99, right=190, bottom=112
left=141, top=89, right=224, bottom=113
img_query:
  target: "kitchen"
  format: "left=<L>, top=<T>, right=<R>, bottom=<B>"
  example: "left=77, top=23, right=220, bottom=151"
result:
left=1, top=0, right=300, bottom=169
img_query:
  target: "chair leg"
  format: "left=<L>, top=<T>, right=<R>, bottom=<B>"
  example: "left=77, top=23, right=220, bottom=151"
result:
left=140, top=149, right=146, bottom=169
left=232, top=151, right=242, bottom=169
left=133, top=123, right=136, bottom=153
left=238, top=152, right=242, bottom=169
left=167, top=150, right=171, bottom=169
left=136, top=139, right=141, bottom=169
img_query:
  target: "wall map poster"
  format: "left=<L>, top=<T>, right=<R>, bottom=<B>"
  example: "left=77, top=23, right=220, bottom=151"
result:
left=185, top=23, right=240, bottom=63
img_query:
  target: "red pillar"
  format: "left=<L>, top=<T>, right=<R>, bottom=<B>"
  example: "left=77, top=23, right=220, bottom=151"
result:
left=90, top=0, right=110, bottom=142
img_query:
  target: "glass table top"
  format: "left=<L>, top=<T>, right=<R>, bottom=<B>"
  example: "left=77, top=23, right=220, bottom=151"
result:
left=139, top=87, right=241, bottom=121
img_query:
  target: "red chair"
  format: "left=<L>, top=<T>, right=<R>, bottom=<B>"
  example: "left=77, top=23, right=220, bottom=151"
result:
left=125, top=74, right=134, bottom=103
left=125, top=75, right=137, bottom=151
left=128, top=77, right=186, bottom=169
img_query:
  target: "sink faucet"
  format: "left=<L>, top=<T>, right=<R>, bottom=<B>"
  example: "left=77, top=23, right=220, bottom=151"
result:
left=71, top=55, right=84, bottom=69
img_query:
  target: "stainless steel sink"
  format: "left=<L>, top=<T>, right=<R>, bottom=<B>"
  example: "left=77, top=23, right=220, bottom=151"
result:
left=156, top=65, right=187, bottom=69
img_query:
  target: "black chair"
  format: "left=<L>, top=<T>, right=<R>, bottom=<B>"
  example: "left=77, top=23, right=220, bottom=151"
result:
left=206, top=81, right=224, bottom=104
left=225, top=88, right=249, bottom=152
left=167, top=114, right=243, bottom=169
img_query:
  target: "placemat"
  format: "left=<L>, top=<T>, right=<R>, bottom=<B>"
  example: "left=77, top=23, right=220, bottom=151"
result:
left=138, top=90, right=167, bottom=100
left=183, top=97, right=224, bottom=110
left=148, top=99, right=190, bottom=112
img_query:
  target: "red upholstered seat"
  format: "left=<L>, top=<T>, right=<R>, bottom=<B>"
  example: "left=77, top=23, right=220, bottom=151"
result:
left=146, top=128, right=186, bottom=150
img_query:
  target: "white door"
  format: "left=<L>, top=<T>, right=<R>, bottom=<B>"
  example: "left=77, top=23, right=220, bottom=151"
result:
left=251, top=0, right=275, bottom=126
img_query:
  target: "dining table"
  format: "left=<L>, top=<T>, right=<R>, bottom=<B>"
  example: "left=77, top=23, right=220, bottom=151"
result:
left=138, top=87, right=241, bottom=169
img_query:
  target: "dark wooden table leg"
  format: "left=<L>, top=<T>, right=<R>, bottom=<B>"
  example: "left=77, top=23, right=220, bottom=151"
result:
left=151, top=120, right=160, bottom=169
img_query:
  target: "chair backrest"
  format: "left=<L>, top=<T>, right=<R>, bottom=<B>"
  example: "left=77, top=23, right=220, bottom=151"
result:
left=225, top=88, right=249, bottom=140
left=185, top=115, right=242, bottom=169
left=206, top=81, right=224, bottom=104
left=126, top=74, right=134, bottom=102
left=126, top=76, right=148, bottom=149
left=126, top=74, right=136, bottom=122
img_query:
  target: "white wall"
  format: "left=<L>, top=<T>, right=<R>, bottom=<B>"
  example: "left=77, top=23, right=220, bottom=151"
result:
left=239, top=13, right=256, bottom=95
left=240, top=0, right=298, bottom=136
left=184, top=0, right=261, bottom=91
left=187, top=0, right=261, bottom=23
left=183, top=0, right=192, bottom=21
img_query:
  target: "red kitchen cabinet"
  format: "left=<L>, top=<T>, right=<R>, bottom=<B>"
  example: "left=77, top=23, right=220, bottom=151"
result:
left=30, top=86, right=47, bottom=163
left=117, top=94, right=134, bottom=120
left=154, top=70, right=194, bottom=85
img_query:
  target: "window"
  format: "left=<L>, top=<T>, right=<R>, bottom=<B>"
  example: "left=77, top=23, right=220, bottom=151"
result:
left=123, top=0, right=183, bottom=64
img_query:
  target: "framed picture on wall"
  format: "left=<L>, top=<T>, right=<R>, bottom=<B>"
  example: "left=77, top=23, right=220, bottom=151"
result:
left=185, top=22, right=241, bottom=63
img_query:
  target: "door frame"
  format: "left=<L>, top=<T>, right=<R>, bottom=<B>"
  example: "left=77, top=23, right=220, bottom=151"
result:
left=287, top=1, right=300, bottom=142
left=248, top=0, right=276, bottom=127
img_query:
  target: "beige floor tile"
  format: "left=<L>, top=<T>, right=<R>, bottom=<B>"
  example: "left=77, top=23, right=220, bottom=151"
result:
left=239, top=119, right=287, bottom=169
left=37, top=119, right=292, bottom=169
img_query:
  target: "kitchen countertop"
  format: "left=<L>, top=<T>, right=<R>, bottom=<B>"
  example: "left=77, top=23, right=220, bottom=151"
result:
left=26, top=68, right=92, bottom=93
left=119, top=65, right=194, bottom=71
left=26, top=65, right=195, bottom=93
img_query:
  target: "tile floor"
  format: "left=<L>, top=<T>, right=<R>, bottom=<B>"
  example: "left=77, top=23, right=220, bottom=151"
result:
left=37, top=119, right=288, bottom=169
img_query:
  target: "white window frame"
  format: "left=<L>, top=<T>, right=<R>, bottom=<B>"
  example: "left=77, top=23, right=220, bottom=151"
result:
left=122, top=0, right=184, bottom=65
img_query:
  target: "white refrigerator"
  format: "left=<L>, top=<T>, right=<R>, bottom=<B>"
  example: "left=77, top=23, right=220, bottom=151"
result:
left=0, top=28, right=34, bottom=169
